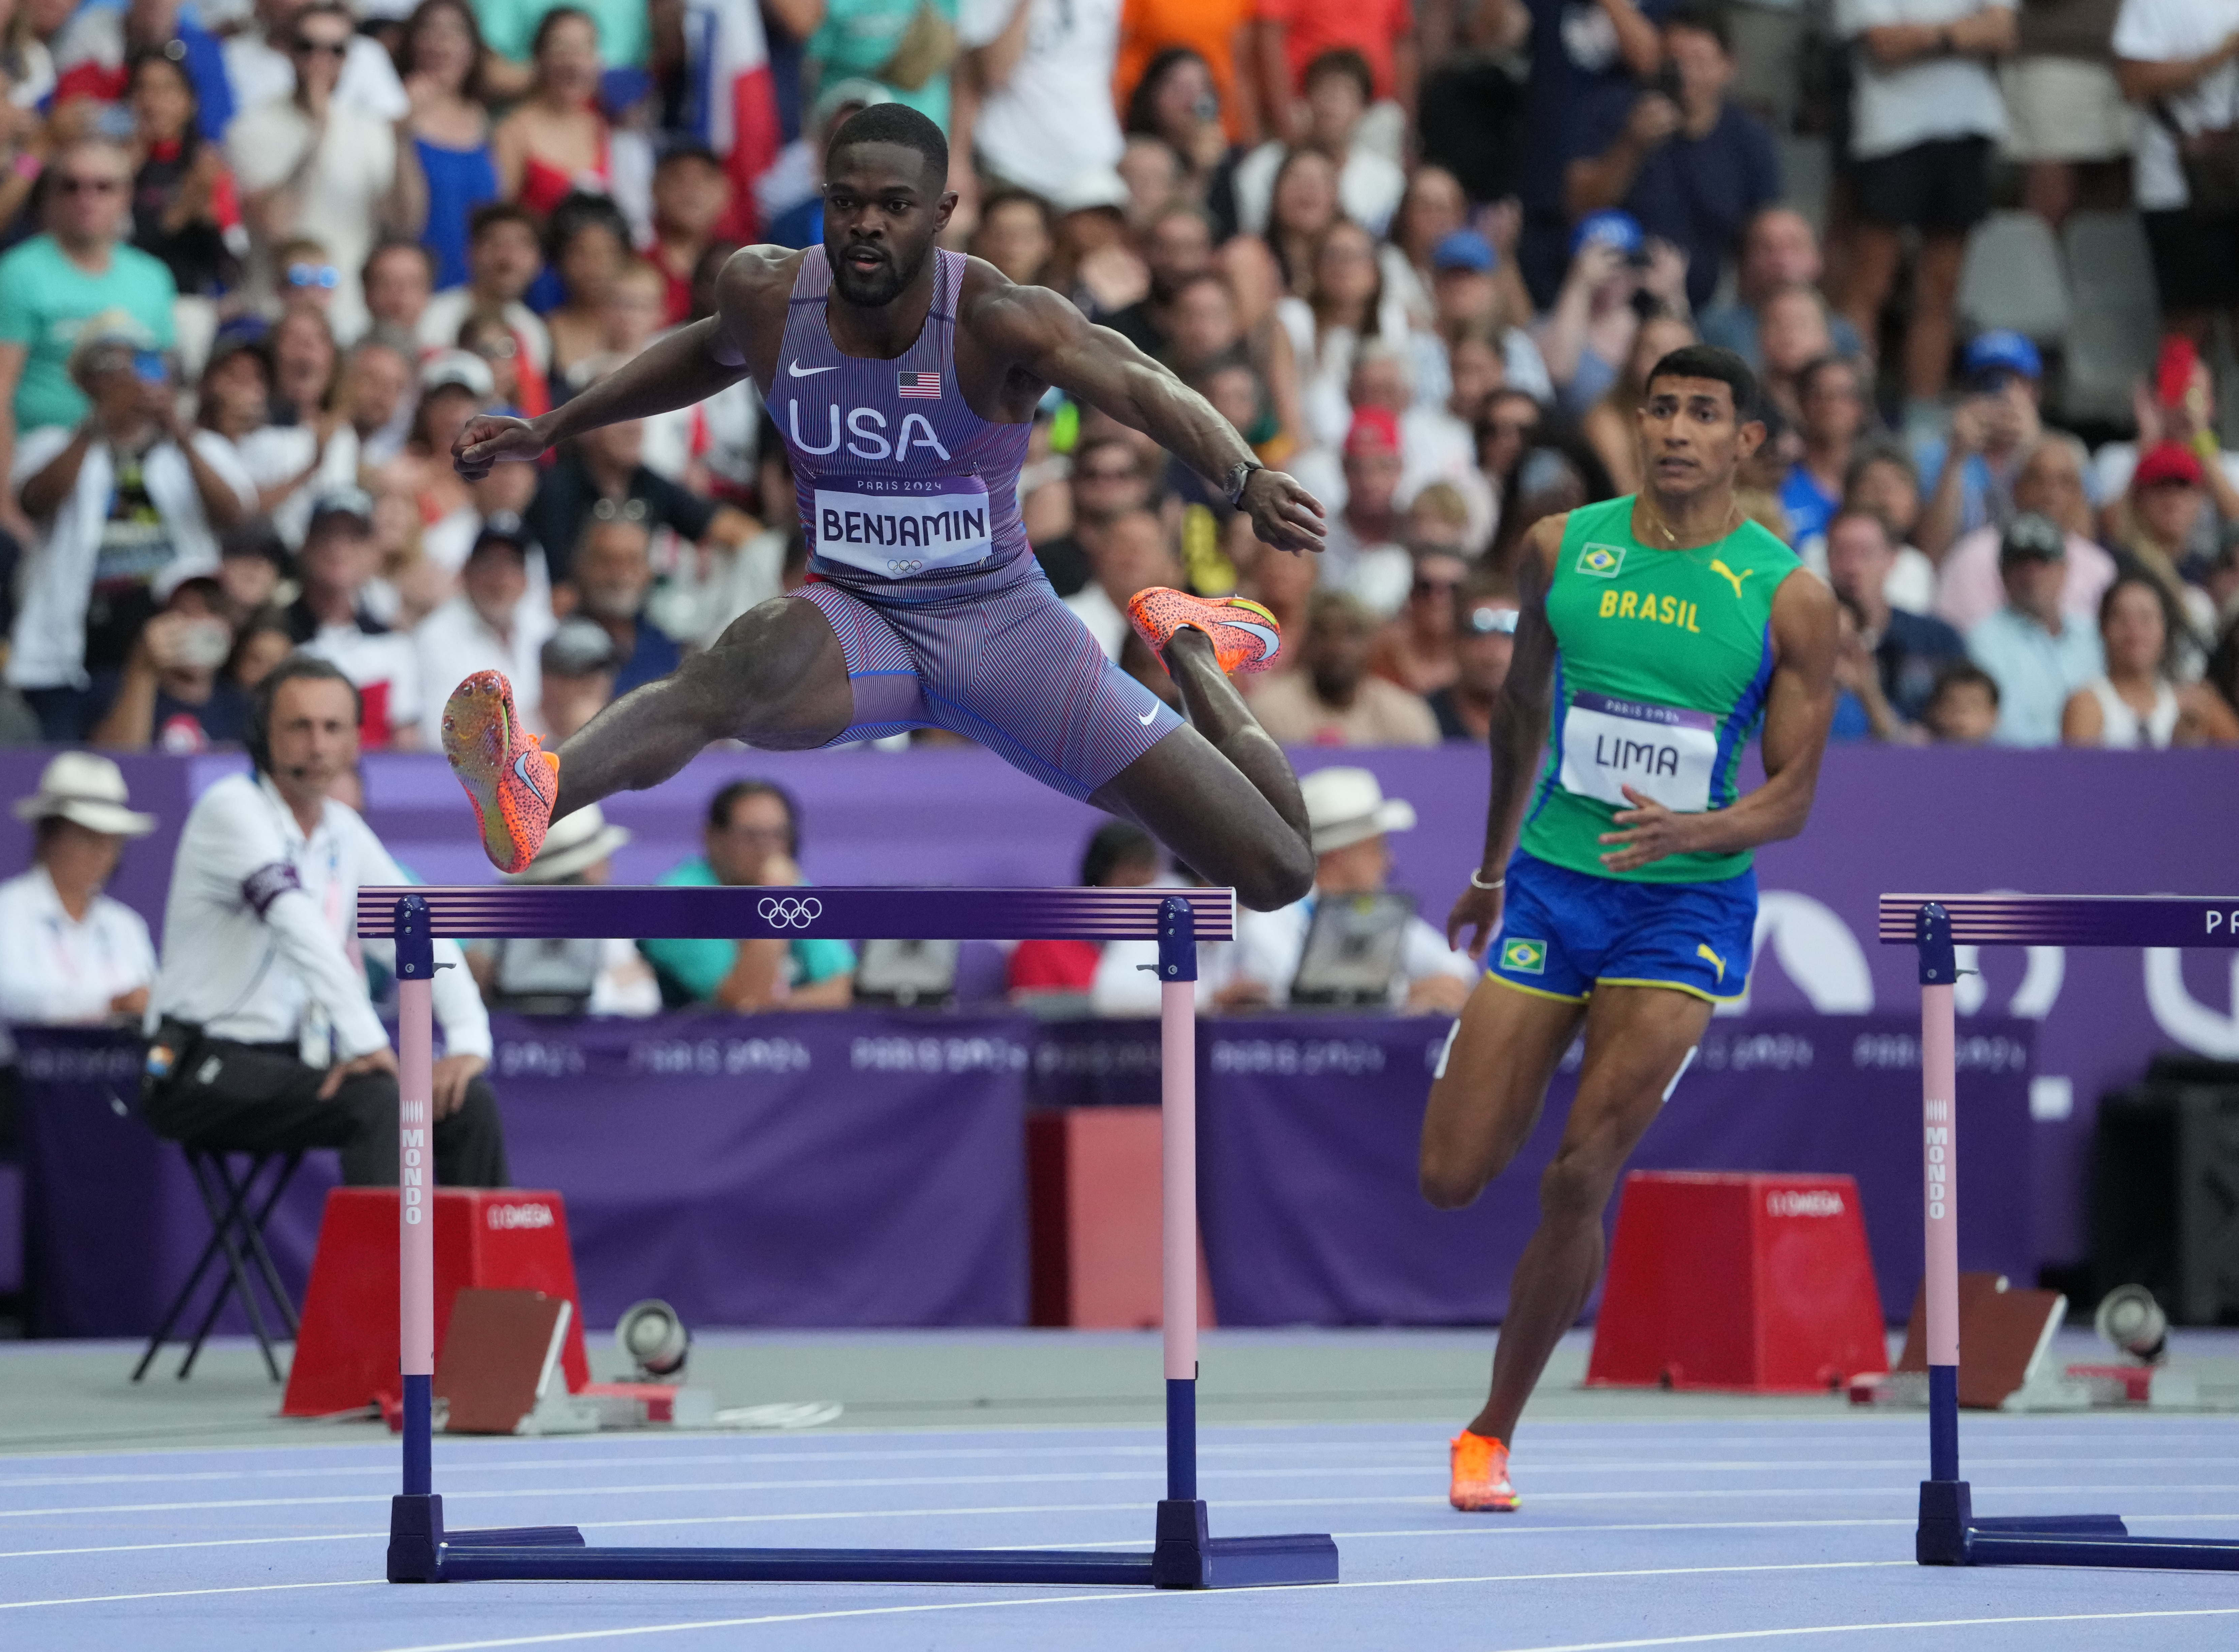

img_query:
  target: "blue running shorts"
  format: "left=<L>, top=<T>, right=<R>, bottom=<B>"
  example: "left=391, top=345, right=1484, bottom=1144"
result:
left=1485, top=850, right=1758, bottom=1005
left=794, top=570, right=1184, bottom=801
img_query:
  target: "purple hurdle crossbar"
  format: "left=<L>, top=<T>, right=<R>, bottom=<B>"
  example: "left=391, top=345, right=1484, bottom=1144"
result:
left=365, top=885, right=1338, bottom=1590
left=1881, top=893, right=2239, bottom=1573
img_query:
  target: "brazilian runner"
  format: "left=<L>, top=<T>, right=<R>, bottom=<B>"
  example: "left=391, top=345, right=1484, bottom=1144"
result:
left=1426, top=344, right=1838, bottom=1511
left=439, top=103, right=1325, bottom=911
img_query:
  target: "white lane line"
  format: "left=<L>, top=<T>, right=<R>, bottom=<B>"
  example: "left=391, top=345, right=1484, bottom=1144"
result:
left=14, top=1475, right=2239, bottom=1524
left=17, top=1507, right=2239, bottom=1566
left=9, top=1450, right=2233, bottom=1499
left=19, top=1451, right=2236, bottom=1496
left=360, top=1562, right=1918, bottom=1652
left=1503, top=1607, right=2239, bottom=1652
left=0, top=1578, right=382, bottom=1611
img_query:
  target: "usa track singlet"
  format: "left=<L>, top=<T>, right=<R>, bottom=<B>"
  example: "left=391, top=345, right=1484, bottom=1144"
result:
left=1520, top=495, right=1801, bottom=884
left=767, top=245, right=1186, bottom=800
left=773, top=245, right=1037, bottom=602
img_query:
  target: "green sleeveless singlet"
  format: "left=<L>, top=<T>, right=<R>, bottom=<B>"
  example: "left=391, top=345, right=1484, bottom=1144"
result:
left=1517, top=495, right=1803, bottom=885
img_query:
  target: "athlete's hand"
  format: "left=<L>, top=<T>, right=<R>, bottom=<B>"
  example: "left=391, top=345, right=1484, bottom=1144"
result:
left=1241, top=467, right=1327, bottom=555
left=1446, top=878, right=1505, bottom=961
left=1598, top=786, right=1701, bottom=873
left=453, top=414, right=548, bottom=481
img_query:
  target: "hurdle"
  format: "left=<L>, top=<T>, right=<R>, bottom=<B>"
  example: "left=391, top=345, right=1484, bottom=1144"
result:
left=359, top=884, right=1340, bottom=1589
left=1881, top=893, right=2239, bottom=1572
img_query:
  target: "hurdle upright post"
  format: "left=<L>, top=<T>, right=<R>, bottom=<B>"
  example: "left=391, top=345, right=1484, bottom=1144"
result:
left=1911, top=901, right=1972, bottom=1564
left=387, top=893, right=444, bottom=1582
left=1151, top=896, right=1212, bottom=1588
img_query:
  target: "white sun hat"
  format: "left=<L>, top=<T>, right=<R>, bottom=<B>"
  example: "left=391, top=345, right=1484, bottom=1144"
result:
left=12, top=751, right=158, bottom=838
left=1300, top=766, right=1416, bottom=856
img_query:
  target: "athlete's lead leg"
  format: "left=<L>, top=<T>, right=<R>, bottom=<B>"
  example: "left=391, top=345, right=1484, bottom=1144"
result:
left=444, top=597, right=857, bottom=871
left=548, top=599, right=855, bottom=818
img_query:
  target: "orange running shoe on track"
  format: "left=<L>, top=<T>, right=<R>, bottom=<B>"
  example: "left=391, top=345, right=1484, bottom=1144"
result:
left=442, top=671, right=558, bottom=874
left=1126, top=588, right=1283, bottom=675
left=1449, top=1431, right=1520, bottom=1512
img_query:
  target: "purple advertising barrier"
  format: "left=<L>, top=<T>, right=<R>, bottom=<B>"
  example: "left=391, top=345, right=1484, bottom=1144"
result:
left=20, top=1010, right=2032, bottom=1337
left=1195, top=1013, right=2037, bottom=1328
left=18, top=1014, right=1030, bottom=1337
left=0, top=742, right=2229, bottom=1278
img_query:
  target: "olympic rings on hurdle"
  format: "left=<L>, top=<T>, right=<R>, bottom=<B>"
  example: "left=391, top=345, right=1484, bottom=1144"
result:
left=756, top=895, right=824, bottom=929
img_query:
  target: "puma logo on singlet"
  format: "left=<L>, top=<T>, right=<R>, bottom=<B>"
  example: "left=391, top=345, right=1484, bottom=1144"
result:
left=1709, top=559, right=1754, bottom=599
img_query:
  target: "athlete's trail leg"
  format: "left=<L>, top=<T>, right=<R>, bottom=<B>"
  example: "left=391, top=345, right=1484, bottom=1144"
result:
left=1090, top=628, right=1313, bottom=911
left=1442, top=984, right=1709, bottom=1444
left=551, top=599, right=854, bottom=818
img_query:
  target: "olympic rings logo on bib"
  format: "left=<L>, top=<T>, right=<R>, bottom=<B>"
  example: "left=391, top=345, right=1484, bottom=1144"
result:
left=758, top=896, right=823, bottom=930
left=887, top=558, right=924, bottom=575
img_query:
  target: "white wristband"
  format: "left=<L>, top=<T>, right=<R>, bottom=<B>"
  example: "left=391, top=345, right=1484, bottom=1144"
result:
left=1469, top=869, right=1506, bottom=892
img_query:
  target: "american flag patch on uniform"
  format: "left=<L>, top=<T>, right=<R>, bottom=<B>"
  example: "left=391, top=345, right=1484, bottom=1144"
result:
left=897, top=371, right=941, bottom=399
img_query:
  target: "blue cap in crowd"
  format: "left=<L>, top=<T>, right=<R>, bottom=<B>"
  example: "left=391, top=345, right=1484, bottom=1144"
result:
left=1431, top=229, right=1497, bottom=273
left=1963, top=329, right=2042, bottom=383
left=1572, top=210, right=1644, bottom=258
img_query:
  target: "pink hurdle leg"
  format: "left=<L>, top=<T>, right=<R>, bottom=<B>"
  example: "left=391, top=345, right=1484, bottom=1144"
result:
left=1161, top=979, right=1197, bottom=1389
left=399, top=975, right=436, bottom=1495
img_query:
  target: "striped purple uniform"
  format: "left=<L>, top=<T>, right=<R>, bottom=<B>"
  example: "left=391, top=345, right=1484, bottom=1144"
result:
left=768, top=246, right=1182, bottom=800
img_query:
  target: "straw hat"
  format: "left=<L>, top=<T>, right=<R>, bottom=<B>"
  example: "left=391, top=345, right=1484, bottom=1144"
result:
left=1300, top=767, right=1416, bottom=856
left=506, top=805, right=631, bottom=884
left=12, top=751, right=158, bottom=838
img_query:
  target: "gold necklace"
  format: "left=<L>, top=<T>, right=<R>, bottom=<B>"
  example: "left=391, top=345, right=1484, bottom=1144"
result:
left=1637, top=492, right=1740, bottom=548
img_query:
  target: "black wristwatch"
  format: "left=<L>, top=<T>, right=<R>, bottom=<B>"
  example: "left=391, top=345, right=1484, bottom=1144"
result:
left=1223, top=459, right=1264, bottom=509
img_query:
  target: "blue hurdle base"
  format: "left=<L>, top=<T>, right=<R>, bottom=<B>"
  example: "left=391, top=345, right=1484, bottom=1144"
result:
left=1916, top=1481, right=2239, bottom=1572
left=388, top=1494, right=1339, bottom=1589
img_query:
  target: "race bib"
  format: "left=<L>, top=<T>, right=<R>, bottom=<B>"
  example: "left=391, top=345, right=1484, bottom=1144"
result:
left=812, top=476, right=992, bottom=579
left=1558, top=691, right=1717, bottom=813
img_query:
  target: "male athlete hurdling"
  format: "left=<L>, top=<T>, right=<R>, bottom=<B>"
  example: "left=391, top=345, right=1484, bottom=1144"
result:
left=440, top=104, right=1327, bottom=909
left=1424, top=345, right=1838, bottom=1513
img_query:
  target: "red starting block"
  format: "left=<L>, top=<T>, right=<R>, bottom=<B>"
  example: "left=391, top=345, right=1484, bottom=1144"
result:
left=282, top=1188, right=590, bottom=1417
left=1586, top=1171, right=1889, bottom=1393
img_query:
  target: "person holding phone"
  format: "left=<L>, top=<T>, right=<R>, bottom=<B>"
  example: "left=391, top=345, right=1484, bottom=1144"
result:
left=1564, top=5, right=1782, bottom=315
left=5, top=330, right=253, bottom=741
left=89, top=575, right=252, bottom=751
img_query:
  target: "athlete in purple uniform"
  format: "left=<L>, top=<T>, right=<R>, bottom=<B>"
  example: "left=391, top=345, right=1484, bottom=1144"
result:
left=443, top=103, right=1324, bottom=910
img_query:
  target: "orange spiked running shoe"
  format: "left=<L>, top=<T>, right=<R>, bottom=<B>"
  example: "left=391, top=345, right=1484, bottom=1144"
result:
left=1449, top=1431, right=1520, bottom=1513
left=1126, top=588, right=1283, bottom=675
left=442, top=671, right=558, bottom=874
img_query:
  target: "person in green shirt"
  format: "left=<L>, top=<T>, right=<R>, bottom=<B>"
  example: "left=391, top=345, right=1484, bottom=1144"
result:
left=807, top=0, right=961, bottom=133
left=0, top=138, right=179, bottom=544
left=473, top=0, right=648, bottom=69
left=1420, top=344, right=1839, bottom=1515
left=639, top=779, right=856, bottom=1009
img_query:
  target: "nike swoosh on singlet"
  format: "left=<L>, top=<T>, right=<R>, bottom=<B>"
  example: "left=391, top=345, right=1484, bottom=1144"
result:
left=1138, top=708, right=1158, bottom=724
left=788, top=361, right=839, bottom=377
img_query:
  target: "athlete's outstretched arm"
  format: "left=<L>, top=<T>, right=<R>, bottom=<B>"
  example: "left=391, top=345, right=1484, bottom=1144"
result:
left=452, top=249, right=780, bottom=479
left=1446, top=515, right=1564, bottom=959
left=979, top=284, right=1326, bottom=554
left=1597, top=568, right=1838, bottom=873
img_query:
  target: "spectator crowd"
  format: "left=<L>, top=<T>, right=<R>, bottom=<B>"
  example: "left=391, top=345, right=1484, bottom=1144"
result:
left=0, top=0, right=2230, bottom=784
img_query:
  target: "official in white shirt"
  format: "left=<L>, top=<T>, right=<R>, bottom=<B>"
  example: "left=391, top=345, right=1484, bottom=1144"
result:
left=143, top=655, right=508, bottom=1186
left=1231, top=767, right=1477, bottom=1013
left=0, top=752, right=159, bottom=1027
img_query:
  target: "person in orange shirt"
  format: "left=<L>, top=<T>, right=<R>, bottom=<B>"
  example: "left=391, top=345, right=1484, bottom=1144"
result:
left=1254, top=0, right=1415, bottom=148
left=1115, top=0, right=1262, bottom=146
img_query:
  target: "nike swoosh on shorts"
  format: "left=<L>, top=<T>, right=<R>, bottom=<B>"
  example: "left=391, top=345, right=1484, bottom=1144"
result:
left=1138, top=708, right=1159, bottom=724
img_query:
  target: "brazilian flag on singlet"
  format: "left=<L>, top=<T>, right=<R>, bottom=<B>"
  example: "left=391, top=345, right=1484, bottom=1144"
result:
left=1519, top=496, right=1801, bottom=885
